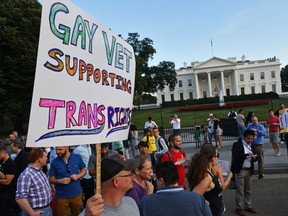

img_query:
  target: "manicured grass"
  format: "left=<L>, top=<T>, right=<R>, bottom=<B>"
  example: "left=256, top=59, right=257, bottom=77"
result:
left=131, top=98, right=287, bottom=129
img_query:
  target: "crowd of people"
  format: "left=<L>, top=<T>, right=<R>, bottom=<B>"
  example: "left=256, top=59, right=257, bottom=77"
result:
left=0, top=105, right=287, bottom=216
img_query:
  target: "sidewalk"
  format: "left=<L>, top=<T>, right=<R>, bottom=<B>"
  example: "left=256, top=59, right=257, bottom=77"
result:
left=182, top=138, right=288, bottom=175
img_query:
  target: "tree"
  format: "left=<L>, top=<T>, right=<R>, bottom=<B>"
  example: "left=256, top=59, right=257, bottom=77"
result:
left=280, top=65, right=288, bottom=92
left=126, top=33, right=177, bottom=108
left=0, top=0, right=41, bottom=132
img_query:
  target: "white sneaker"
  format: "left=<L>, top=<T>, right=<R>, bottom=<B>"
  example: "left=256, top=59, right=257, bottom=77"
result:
left=276, top=152, right=281, bottom=157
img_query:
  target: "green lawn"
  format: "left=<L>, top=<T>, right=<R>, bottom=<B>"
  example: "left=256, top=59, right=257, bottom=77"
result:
left=131, top=98, right=287, bottom=129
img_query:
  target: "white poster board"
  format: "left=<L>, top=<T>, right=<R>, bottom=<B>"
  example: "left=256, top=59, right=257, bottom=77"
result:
left=27, top=0, right=135, bottom=147
left=216, top=160, right=230, bottom=176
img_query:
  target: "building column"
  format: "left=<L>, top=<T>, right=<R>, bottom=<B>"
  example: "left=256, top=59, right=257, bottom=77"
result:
left=207, top=72, right=212, bottom=97
left=233, top=69, right=239, bottom=95
left=220, top=70, right=225, bottom=96
left=194, top=73, right=199, bottom=99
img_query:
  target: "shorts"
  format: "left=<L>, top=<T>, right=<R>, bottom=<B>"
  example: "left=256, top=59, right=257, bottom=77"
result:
left=208, top=132, right=214, bottom=140
left=269, top=132, right=279, bottom=143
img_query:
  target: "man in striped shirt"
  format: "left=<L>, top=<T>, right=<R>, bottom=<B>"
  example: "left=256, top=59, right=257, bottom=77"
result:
left=16, top=148, right=52, bottom=216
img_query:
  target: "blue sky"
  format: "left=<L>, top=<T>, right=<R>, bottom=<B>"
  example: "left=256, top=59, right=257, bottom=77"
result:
left=39, top=0, right=288, bottom=69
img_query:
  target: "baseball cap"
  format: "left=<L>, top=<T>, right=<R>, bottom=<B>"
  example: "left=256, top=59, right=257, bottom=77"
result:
left=101, top=155, right=140, bottom=182
left=209, top=113, right=213, bottom=117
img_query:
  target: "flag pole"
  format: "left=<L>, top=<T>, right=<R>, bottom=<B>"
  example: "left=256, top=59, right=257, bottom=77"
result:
left=211, top=38, right=214, bottom=57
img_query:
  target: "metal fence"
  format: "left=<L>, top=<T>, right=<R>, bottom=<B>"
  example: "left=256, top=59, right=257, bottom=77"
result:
left=138, top=123, right=270, bottom=144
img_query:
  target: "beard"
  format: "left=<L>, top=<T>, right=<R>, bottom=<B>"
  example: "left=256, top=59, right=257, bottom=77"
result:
left=173, top=144, right=181, bottom=150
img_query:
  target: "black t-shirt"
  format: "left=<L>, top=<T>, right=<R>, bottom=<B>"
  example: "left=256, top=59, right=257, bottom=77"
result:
left=0, top=158, right=15, bottom=192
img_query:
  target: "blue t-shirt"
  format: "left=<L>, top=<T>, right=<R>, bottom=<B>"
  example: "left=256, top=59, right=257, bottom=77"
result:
left=49, top=153, right=85, bottom=198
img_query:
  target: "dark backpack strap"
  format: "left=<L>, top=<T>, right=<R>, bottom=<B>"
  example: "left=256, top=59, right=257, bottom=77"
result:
left=158, top=138, right=164, bottom=150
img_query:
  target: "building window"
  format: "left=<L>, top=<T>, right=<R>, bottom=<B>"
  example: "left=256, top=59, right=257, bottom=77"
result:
left=161, top=95, right=165, bottom=104
left=180, top=93, right=184, bottom=100
left=261, top=85, right=266, bottom=93
left=272, top=84, right=276, bottom=92
left=240, top=74, right=244, bottom=81
left=251, top=86, right=255, bottom=94
left=188, top=79, right=192, bottom=87
left=271, top=71, right=275, bottom=78
left=241, top=87, right=245, bottom=95
left=170, top=94, right=174, bottom=101
left=179, top=80, right=182, bottom=87
left=189, top=92, right=193, bottom=99
left=250, top=73, right=254, bottom=80
left=261, top=72, right=265, bottom=79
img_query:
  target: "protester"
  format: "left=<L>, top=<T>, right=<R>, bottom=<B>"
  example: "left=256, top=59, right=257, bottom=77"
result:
left=187, top=145, right=226, bottom=215
left=88, top=143, right=119, bottom=177
left=49, top=146, right=86, bottom=216
left=80, top=194, right=104, bottom=216
left=10, top=140, right=29, bottom=215
left=236, top=109, right=246, bottom=139
left=80, top=155, right=141, bottom=216
left=187, top=150, right=214, bottom=195
left=266, top=110, right=281, bottom=156
left=161, top=133, right=187, bottom=189
left=153, top=127, right=168, bottom=159
left=16, top=148, right=52, bottom=216
left=138, top=161, right=212, bottom=216
left=73, top=144, right=94, bottom=207
left=170, top=114, right=181, bottom=134
left=141, top=128, right=156, bottom=154
left=144, top=117, right=158, bottom=129
left=211, top=156, right=233, bottom=190
left=111, top=140, right=124, bottom=155
left=246, top=116, right=266, bottom=179
left=129, top=124, right=139, bottom=157
left=0, top=145, right=16, bottom=216
left=231, top=130, right=258, bottom=216
left=125, top=154, right=154, bottom=204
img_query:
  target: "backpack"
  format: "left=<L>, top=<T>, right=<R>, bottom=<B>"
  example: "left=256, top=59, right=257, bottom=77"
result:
left=158, top=149, right=186, bottom=164
left=158, top=137, right=170, bottom=150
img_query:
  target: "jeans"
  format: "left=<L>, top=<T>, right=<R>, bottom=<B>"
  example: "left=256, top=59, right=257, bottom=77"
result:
left=21, top=206, right=52, bottom=216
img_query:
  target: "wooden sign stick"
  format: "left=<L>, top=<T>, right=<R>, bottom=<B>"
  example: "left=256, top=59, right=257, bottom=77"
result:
left=95, top=144, right=101, bottom=194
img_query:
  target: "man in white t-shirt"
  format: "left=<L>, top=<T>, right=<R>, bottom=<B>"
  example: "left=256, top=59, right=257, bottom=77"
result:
left=144, top=117, right=158, bottom=129
left=170, top=114, right=181, bottom=134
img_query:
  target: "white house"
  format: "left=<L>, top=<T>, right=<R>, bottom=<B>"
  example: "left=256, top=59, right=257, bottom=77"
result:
left=156, top=56, right=282, bottom=105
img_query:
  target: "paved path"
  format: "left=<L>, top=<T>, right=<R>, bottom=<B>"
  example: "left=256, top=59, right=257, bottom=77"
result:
left=182, top=138, right=288, bottom=216
left=182, top=138, right=288, bottom=174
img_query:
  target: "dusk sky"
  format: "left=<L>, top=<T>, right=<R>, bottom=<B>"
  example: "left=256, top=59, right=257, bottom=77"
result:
left=39, top=0, right=288, bottom=69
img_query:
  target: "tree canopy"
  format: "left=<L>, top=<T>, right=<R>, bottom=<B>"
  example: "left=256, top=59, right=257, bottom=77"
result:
left=0, top=0, right=41, bottom=131
left=0, top=1, right=176, bottom=131
left=280, top=65, right=288, bottom=92
left=126, top=33, right=177, bottom=107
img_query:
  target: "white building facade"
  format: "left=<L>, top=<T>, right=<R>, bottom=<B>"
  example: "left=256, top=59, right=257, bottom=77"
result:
left=156, top=56, right=282, bottom=105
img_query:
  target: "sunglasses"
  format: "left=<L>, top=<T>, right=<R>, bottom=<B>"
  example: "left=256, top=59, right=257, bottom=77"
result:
left=65, top=162, right=71, bottom=173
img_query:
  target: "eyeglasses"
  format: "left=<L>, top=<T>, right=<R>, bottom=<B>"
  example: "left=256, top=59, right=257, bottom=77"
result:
left=65, top=162, right=71, bottom=173
left=117, top=172, right=135, bottom=178
left=214, top=153, right=219, bottom=158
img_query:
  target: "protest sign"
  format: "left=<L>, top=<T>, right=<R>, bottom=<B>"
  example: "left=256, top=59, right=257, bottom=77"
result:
left=27, top=0, right=135, bottom=147
left=216, top=160, right=230, bottom=176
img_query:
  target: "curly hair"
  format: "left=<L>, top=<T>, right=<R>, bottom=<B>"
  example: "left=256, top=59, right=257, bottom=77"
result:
left=187, top=145, right=217, bottom=190
left=187, top=153, right=209, bottom=190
